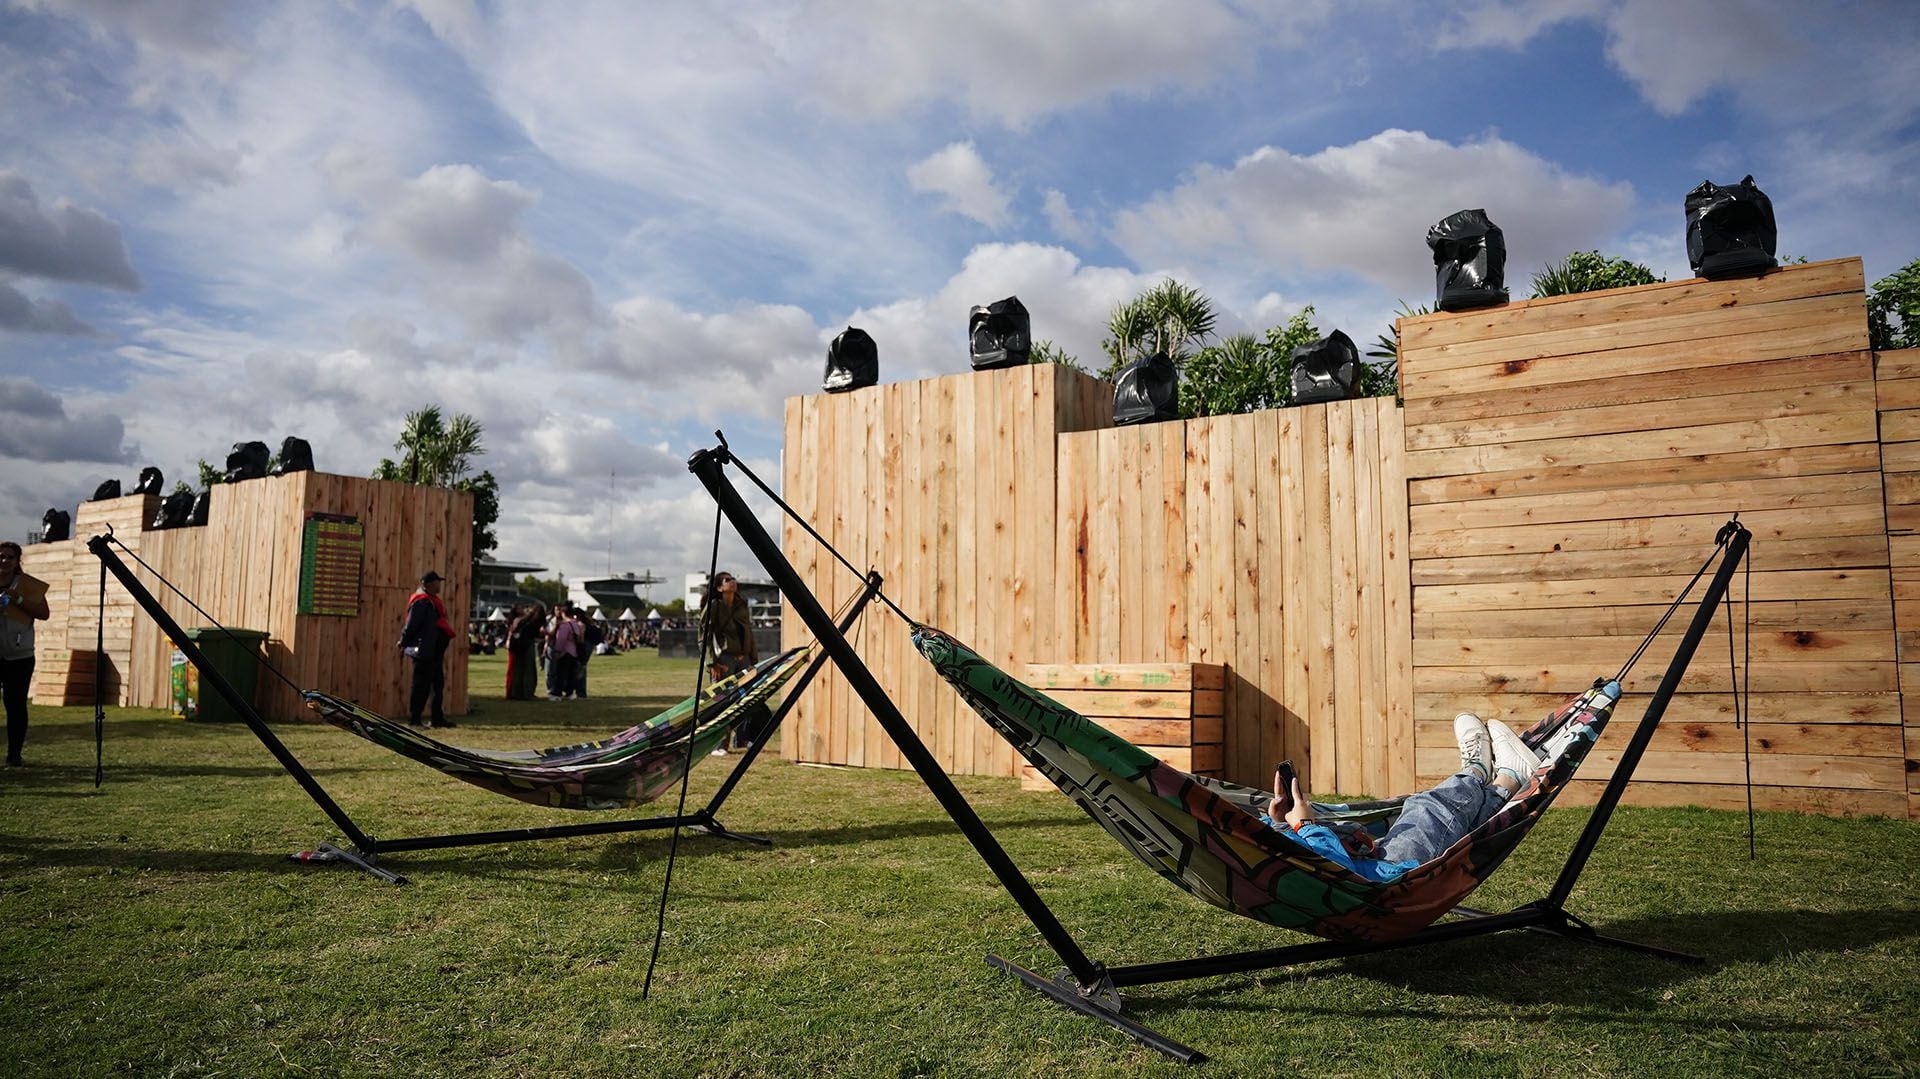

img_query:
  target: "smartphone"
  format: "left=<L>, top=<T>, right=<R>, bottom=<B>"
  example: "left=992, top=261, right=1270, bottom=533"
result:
left=1275, top=759, right=1296, bottom=790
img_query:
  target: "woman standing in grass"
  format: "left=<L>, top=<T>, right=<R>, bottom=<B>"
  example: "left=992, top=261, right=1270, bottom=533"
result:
left=504, top=603, right=543, bottom=700
left=1, top=541, right=53, bottom=766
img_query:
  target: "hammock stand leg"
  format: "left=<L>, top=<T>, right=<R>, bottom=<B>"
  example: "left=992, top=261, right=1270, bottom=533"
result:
left=697, top=573, right=886, bottom=837
left=692, top=441, right=1744, bottom=1065
left=89, top=536, right=398, bottom=884
left=88, top=534, right=873, bottom=881
left=690, top=445, right=1203, bottom=1064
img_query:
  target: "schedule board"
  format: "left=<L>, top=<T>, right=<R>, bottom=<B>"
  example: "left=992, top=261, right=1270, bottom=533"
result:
left=299, top=512, right=363, bottom=616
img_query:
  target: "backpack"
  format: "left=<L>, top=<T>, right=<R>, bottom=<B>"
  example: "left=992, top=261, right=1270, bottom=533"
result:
left=584, top=621, right=605, bottom=648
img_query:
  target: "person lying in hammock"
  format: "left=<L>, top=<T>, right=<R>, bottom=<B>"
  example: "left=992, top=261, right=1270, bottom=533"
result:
left=1264, top=714, right=1541, bottom=884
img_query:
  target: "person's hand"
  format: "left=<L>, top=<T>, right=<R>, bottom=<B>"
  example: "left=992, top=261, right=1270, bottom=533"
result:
left=1284, top=777, right=1314, bottom=830
left=1267, top=766, right=1293, bottom=821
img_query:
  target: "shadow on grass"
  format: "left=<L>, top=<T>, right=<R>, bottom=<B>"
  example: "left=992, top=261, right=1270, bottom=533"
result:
left=0, top=812, right=1089, bottom=882
left=0, top=760, right=376, bottom=785
left=1110, top=905, right=1920, bottom=1027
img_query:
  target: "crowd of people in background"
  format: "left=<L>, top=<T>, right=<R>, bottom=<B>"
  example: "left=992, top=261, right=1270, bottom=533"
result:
left=496, top=600, right=660, bottom=702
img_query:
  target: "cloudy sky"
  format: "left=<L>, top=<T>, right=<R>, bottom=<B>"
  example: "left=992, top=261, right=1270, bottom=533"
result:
left=3, top=0, right=1916, bottom=598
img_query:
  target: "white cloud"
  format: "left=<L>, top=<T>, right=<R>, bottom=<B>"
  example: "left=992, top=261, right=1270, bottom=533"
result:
left=1433, top=0, right=1608, bottom=50
left=1041, top=188, right=1088, bottom=245
left=795, top=1, right=1332, bottom=127
left=1110, top=129, right=1637, bottom=300
left=907, top=142, right=1013, bottom=229
left=368, top=165, right=537, bottom=265
left=1436, top=0, right=1920, bottom=129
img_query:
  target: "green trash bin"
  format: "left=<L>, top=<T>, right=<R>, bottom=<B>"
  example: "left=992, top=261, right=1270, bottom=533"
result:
left=181, top=627, right=269, bottom=723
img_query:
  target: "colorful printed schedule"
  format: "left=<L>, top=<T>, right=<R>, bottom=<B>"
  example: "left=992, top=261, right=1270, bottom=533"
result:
left=299, top=512, right=364, bottom=616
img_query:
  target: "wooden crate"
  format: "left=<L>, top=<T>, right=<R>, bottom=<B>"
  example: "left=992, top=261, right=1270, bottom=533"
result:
left=55, top=649, right=121, bottom=707
left=1015, top=661, right=1226, bottom=790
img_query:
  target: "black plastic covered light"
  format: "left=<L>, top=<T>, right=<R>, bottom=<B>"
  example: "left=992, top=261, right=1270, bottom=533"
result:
left=1426, top=209, right=1508, bottom=312
left=822, top=326, right=878, bottom=393
left=224, top=441, right=269, bottom=482
left=1686, top=175, right=1777, bottom=280
left=150, top=491, right=193, bottom=530
left=132, top=466, right=165, bottom=495
left=273, top=436, right=314, bottom=475
left=1113, top=352, right=1178, bottom=425
left=89, top=479, right=121, bottom=502
left=188, top=491, right=211, bottom=527
left=968, top=295, right=1031, bottom=370
left=40, top=508, right=71, bottom=542
left=1290, top=330, right=1361, bottom=405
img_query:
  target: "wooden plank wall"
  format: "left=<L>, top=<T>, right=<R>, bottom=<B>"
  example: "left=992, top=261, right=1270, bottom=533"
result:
left=1052, top=402, right=1414, bottom=794
left=1872, top=347, right=1920, bottom=820
left=1398, top=258, right=1908, bottom=817
left=780, top=364, right=1110, bottom=776
left=30, top=473, right=471, bottom=722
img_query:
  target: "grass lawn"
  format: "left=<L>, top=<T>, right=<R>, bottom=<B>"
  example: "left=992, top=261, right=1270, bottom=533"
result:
left=2, top=648, right=1916, bottom=1076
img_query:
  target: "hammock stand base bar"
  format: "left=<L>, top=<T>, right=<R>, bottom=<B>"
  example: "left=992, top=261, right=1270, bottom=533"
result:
left=688, top=438, right=1746, bottom=1065
left=87, top=534, right=878, bottom=884
left=987, top=956, right=1205, bottom=1065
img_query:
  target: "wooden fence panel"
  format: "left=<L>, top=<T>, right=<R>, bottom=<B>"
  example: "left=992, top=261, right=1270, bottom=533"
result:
left=31, top=472, right=470, bottom=723
left=1400, top=258, right=1907, bottom=816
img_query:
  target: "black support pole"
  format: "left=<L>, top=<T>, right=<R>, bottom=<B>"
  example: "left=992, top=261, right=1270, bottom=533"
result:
left=702, top=573, right=882, bottom=817
left=1546, top=520, right=1749, bottom=910
left=687, top=445, right=1105, bottom=989
left=87, top=535, right=377, bottom=852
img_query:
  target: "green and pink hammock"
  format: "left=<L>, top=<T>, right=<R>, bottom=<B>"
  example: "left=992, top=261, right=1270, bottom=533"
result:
left=913, top=624, right=1619, bottom=943
left=302, top=647, right=812, bottom=811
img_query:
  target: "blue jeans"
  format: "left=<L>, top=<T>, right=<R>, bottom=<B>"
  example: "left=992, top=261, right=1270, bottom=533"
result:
left=1378, top=772, right=1511, bottom=864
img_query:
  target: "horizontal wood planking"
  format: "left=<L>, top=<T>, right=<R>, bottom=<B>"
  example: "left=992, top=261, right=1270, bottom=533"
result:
left=1525, top=779, right=1905, bottom=817
left=1024, top=662, right=1226, bottom=691
left=1405, top=291, right=1868, bottom=374
left=1417, top=691, right=1900, bottom=728
left=1398, top=258, right=1865, bottom=351
left=1879, top=349, right=1920, bottom=805
left=1402, top=260, right=1908, bottom=818
left=1417, top=719, right=1902, bottom=758
left=1402, top=317, right=1869, bottom=401
left=1415, top=745, right=1903, bottom=790
left=1406, top=352, right=1871, bottom=428
left=1038, top=688, right=1225, bottom=719
left=1409, top=503, right=1888, bottom=559
left=1410, top=534, right=1887, bottom=585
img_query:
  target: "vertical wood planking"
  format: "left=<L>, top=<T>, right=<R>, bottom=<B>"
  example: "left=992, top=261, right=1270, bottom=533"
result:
left=1228, top=415, right=1262, bottom=785
left=950, top=373, right=979, bottom=776
left=1377, top=397, right=1418, bottom=794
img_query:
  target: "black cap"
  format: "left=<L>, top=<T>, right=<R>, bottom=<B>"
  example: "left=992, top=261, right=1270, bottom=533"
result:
left=421, top=570, right=445, bottom=583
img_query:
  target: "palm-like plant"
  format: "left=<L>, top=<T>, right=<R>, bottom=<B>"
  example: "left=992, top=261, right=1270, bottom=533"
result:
left=1529, top=251, right=1663, bottom=298
left=377, top=406, right=485, bottom=487
left=1100, top=279, right=1218, bottom=380
left=374, top=405, right=498, bottom=580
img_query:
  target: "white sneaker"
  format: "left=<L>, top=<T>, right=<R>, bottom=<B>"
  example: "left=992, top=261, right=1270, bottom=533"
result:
left=1488, top=720, right=1541, bottom=786
left=1454, top=713, right=1491, bottom=782
left=709, top=748, right=728, bottom=757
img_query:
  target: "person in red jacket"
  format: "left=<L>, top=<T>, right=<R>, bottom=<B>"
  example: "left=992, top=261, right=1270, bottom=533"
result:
left=399, top=569, right=457, bottom=728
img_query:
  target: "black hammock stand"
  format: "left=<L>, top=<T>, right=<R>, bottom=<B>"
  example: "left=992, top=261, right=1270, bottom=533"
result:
left=686, top=434, right=1751, bottom=1065
left=85, top=530, right=882, bottom=885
